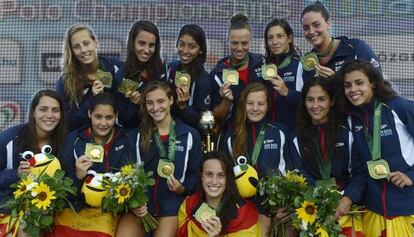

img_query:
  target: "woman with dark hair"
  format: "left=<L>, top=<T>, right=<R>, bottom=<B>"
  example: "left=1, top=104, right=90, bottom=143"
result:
left=177, top=151, right=261, bottom=236
left=122, top=81, right=203, bottom=237
left=56, top=23, right=123, bottom=132
left=116, top=20, right=168, bottom=129
left=261, top=18, right=304, bottom=130
left=210, top=13, right=265, bottom=142
left=290, top=76, right=365, bottom=236
left=0, top=89, right=66, bottom=236
left=167, top=24, right=212, bottom=129
left=222, top=82, right=291, bottom=236
left=51, top=92, right=134, bottom=236
left=336, top=59, right=414, bottom=237
left=300, top=1, right=380, bottom=80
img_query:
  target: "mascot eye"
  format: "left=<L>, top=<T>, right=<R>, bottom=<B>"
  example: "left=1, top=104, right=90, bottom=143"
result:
left=41, top=145, right=53, bottom=154
left=237, top=156, right=247, bottom=165
left=21, top=151, right=34, bottom=160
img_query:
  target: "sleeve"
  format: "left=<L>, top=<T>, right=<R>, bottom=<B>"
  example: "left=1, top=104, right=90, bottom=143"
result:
left=352, top=38, right=382, bottom=71
left=209, top=69, right=223, bottom=108
left=280, top=129, right=293, bottom=171
left=0, top=128, right=20, bottom=189
left=284, top=61, right=303, bottom=106
left=115, top=90, right=140, bottom=129
left=181, top=130, right=203, bottom=196
left=59, top=134, right=82, bottom=190
left=288, top=133, right=316, bottom=186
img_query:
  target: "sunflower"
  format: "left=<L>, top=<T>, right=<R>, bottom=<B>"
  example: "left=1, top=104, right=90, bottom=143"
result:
left=115, top=183, right=132, bottom=204
left=296, top=200, right=317, bottom=225
left=315, top=224, right=329, bottom=237
left=285, top=171, right=306, bottom=185
left=13, top=176, right=34, bottom=198
left=31, top=182, right=56, bottom=210
left=121, top=165, right=134, bottom=177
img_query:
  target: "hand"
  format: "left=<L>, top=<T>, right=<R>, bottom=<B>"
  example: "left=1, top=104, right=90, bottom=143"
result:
left=75, top=155, right=93, bottom=179
left=219, top=82, right=233, bottom=101
left=201, top=216, right=222, bottom=237
left=315, top=64, right=335, bottom=78
left=166, top=176, right=185, bottom=195
left=275, top=208, right=291, bottom=223
left=176, top=86, right=190, bottom=109
left=126, top=91, right=141, bottom=105
left=17, top=161, right=31, bottom=176
left=131, top=205, right=148, bottom=218
left=387, top=171, right=413, bottom=188
left=334, top=196, right=353, bottom=220
left=270, top=75, right=288, bottom=96
left=92, top=80, right=104, bottom=96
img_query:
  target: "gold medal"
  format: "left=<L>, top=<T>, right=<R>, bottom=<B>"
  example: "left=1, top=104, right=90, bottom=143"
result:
left=157, top=159, right=175, bottom=178
left=223, top=69, right=239, bottom=85
left=175, top=71, right=191, bottom=88
left=194, top=202, right=216, bottom=223
left=96, top=69, right=113, bottom=88
left=302, top=53, right=319, bottom=71
left=367, top=159, right=390, bottom=179
left=118, top=78, right=139, bottom=94
left=85, top=143, right=104, bottom=163
left=262, top=64, right=277, bottom=80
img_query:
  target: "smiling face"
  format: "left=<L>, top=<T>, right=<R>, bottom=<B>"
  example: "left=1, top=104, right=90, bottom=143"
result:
left=70, top=29, right=99, bottom=66
left=344, top=70, right=374, bottom=107
left=301, top=11, right=331, bottom=49
left=89, top=104, right=116, bottom=141
left=145, top=88, right=173, bottom=124
left=246, top=91, right=268, bottom=123
left=229, top=29, right=251, bottom=63
left=305, top=85, right=333, bottom=125
left=134, top=30, right=157, bottom=63
left=177, top=34, right=201, bottom=66
left=33, top=96, right=61, bottom=138
left=267, top=25, right=292, bottom=55
left=201, top=159, right=226, bottom=206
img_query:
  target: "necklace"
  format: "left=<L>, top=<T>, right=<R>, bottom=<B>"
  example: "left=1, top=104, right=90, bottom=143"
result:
left=316, top=37, right=334, bottom=57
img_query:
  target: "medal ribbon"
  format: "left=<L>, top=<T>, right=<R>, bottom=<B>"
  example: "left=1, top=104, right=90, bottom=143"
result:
left=91, top=129, right=113, bottom=146
left=230, top=55, right=249, bottom=70
left=154, top=118, right=176, bottom=161
left=251, top=124, right=268, bottom=166
left=314, top=126, right=332, bottom=180
left=315, top=37, right=334, bottom=57
left=365, top=100, right=382, bottom=161
left=277, top=55, right=291, bottom=69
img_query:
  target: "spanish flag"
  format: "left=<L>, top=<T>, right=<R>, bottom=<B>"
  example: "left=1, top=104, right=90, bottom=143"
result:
left=362, top=210, right=414, bottom=237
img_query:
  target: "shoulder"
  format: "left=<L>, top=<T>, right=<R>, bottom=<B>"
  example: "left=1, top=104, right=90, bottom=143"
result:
left=0, top=124, right=26, bottom=146
left=100, top=56, right=123, bottom=72
left=249, top=53, right=265, bottom=66
left=210, top=57, right=229, bottom=73
left=176, top=119, right=200, bottom=139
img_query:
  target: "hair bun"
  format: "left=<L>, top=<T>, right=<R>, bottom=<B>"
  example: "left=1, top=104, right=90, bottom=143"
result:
left=230, top=13, right=249, bottom=24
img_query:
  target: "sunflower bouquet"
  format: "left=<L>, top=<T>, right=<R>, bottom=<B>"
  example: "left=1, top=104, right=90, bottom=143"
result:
left=292, top=184, right=344, bottom=237
left=102, top=164, right=158, bottom=232
left=3, top=169, right=77, bottom=237
left=258, top=170, right=308, bottom=236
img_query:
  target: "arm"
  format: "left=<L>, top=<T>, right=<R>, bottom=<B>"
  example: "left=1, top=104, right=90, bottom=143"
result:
left=181, top=131, right=203, bottom=196
left=353, top=38, right=382, bottom=71
left=288, top=135, right=316, bottom=186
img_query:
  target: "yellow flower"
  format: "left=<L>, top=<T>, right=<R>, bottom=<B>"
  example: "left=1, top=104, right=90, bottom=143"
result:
left=316, top=224, right=329, bottom=237
left=31, top=182, right=56, bottom=210
left=285, top=171, right=306, bottom=185
left=296, top=200, right=317, bottom=224
left=115, top=183, right=131, bottom=204
left=13, top=176, right=34, bottom=198
left=121, top=165, right=134, bottom=177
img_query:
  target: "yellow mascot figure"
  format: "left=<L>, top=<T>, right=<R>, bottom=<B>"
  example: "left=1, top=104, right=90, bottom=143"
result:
left=233, top=156, right=259, bottom=198
left=22, top=145, right=61, bottom=177
left=81, top=170, right=109, bottom=207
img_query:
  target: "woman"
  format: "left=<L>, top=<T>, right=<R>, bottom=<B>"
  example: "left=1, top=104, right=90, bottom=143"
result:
left=222, top=82, right=291, bottom=237
left=336, top=59, right=414, bottom=237
left=120, top=81, right=203, bottom=237
left=262, top=18, right=304, bottom=130
left=117, top=20, right=168, bottom=129
left=0, top=89, right=66, bottom=236
left=52, top=92, right=134, bottom=237
left=56, top=23, right=123, bottom=132
left=210, top=13, right=265, bottom=140
left=301, top=1, right=381, bottom=79
left=167, top=24, right=212, bottom=129
left=290, top=77, right=365, bottom=236
left=177, top=151, right=261, bottom=237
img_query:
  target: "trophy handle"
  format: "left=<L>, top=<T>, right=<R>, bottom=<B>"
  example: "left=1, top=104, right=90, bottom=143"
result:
left=206, top=132, right=211, bottom=152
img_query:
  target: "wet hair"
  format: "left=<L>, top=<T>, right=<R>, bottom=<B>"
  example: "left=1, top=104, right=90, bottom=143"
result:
left=228, top=13, right=251, bottom=34
left=233, top=82, right=271, bottom=159
left=124, top=20, right=163, bottom=80
left=61, top=23, right=98, bottom=106
left=264, top=18, right=300, bottom=64
left=139, top=81, right=173, bottom=152
left=297, top=77, right=340, bottom=176
left=199, top=151, right=241, bottom=234
left=20, top=89, right=66, bottom=155
left=176, top=24, right=207, bottom=80
left=89, top=92, right=118, bottom=114
left=301, top=0, right=330, bottom=21
left=335, top=59, right=397, bottom=108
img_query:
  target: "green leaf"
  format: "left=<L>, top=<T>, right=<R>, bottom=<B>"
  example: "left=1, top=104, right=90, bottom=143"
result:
left=40, top=215, right=54, bottom=226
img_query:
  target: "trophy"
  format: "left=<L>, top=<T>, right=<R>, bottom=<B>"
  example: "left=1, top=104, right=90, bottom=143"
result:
left=199, top=111, right=215, bottom=152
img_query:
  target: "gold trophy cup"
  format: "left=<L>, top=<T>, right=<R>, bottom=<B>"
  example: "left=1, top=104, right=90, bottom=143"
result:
left=199, top=111, right=216, bottom=152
